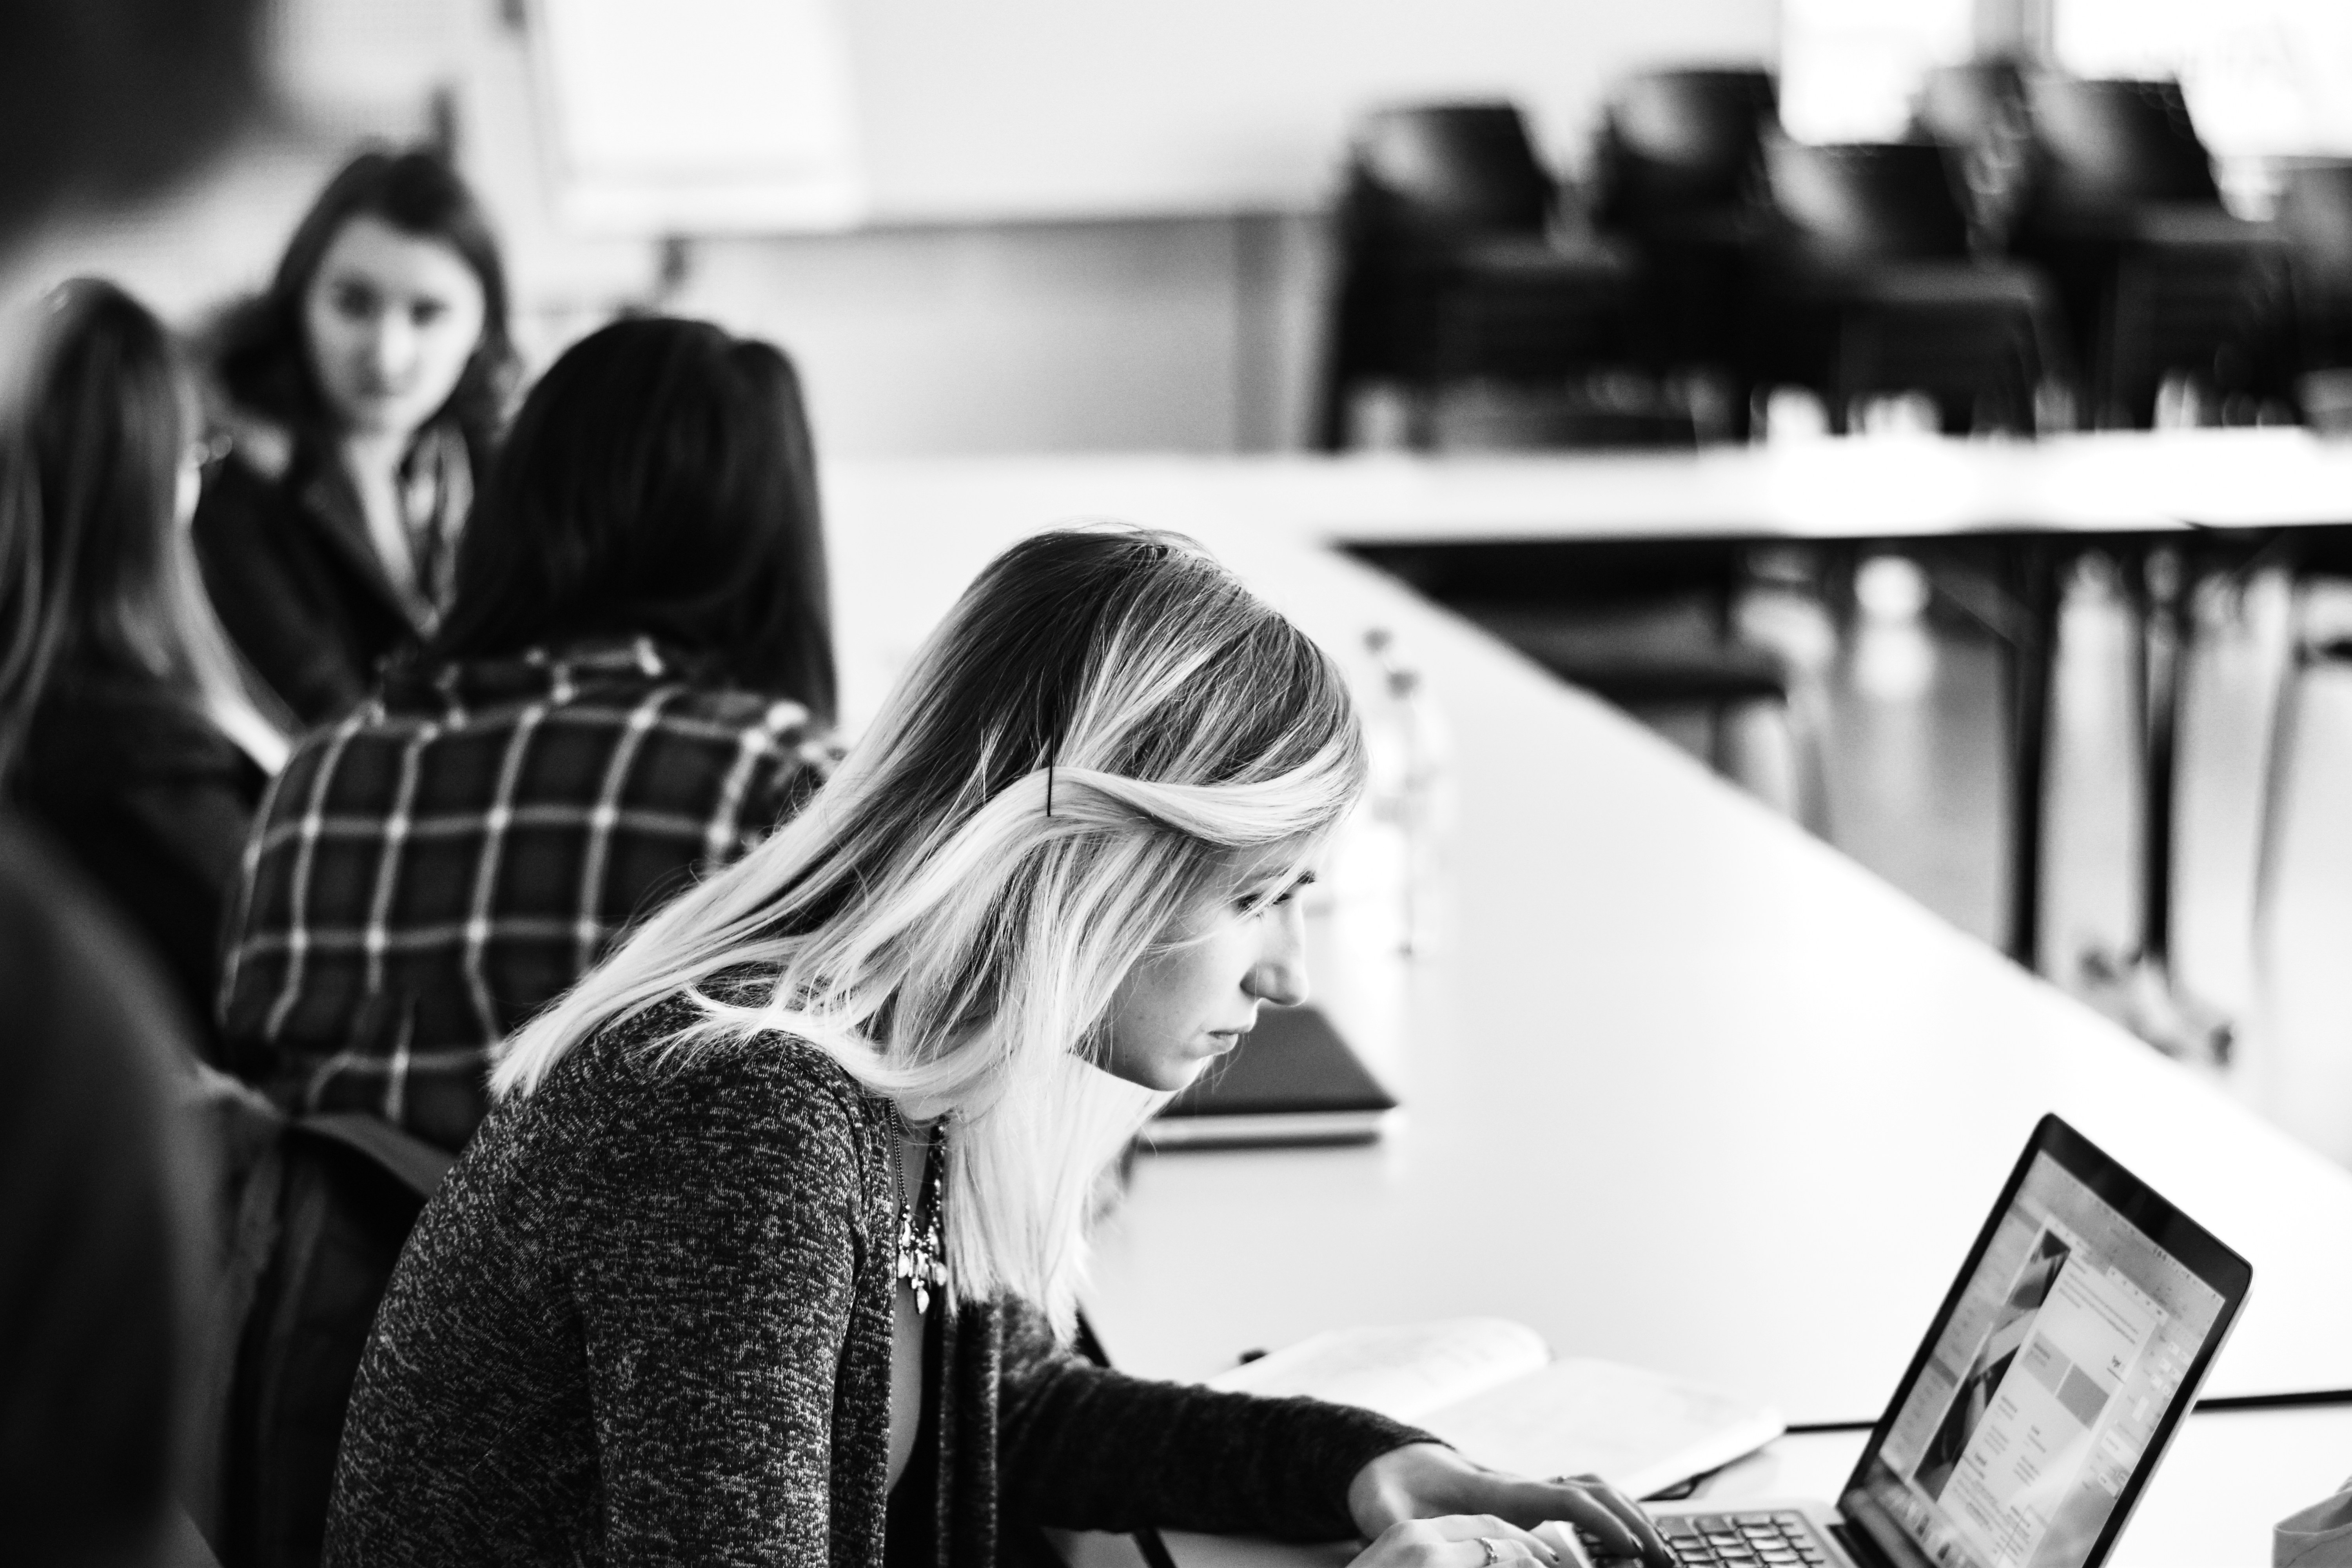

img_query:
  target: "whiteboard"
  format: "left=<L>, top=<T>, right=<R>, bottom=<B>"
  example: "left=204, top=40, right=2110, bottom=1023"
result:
left=534, top=0, right=1776, bottom=230
left=534, top=0, right=863, bottom=231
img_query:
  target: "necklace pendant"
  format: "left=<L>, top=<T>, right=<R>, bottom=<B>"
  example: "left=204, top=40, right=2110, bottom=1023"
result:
left=913, top=1279, right=931, bottom=1314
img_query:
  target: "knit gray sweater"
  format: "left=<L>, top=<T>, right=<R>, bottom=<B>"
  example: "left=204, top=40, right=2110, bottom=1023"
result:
left=323, top=994, right=1430, bottom=1567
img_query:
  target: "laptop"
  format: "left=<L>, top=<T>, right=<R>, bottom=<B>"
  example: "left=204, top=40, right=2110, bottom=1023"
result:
left=1577, top=1114, right=2252, bottom=1568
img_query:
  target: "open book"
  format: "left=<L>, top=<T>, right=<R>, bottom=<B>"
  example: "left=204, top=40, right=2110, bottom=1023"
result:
left=1207, top=1319, right=1784, bottom=1502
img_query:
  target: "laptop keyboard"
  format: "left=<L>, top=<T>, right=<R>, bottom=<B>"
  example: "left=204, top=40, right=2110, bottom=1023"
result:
left=1647, top=1512, right=1832, bottom=1566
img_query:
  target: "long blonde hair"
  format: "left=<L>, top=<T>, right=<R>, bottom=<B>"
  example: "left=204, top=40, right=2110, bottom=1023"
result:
left=494, top=526, right=1366, bottom=1328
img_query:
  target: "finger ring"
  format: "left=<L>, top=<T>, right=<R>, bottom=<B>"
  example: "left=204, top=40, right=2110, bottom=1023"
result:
left=1477, top=1538, right=1504, bottom=1567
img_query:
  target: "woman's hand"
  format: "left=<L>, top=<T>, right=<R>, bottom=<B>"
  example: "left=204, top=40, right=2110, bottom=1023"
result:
left=1347, top=1443, right=1675, bottom=1567
left=1347, top=1514, right=1561, bottom=1568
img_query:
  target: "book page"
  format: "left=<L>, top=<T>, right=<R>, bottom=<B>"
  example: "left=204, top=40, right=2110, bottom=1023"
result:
left=1205, top=1319, right=1550, bottom=1424
left=1420, top=1359, right=1786, bottom=1500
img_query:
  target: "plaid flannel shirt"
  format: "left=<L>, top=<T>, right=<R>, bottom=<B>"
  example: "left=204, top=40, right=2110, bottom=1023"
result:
left=217, top=637, right=834, bottom=1150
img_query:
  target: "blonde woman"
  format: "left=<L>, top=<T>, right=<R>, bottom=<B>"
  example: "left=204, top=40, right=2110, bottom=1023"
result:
left=325, top=528, right=1672, bottom=1568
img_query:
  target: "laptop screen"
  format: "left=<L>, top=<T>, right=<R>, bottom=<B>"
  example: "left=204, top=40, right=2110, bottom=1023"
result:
left=1838, top=1117, right=2250, bottom=1568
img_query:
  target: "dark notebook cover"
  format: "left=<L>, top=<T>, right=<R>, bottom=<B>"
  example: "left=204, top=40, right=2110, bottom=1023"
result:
left=1144, top=1004, right=1398, bottom=1149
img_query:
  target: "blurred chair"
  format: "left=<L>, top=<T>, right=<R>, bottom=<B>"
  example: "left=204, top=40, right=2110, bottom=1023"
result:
left=1750, top=139, right=2059, bottom=433
left=1589, top=67, right=1780, bottom=412
left=2015, top=77, right=2285, bottom=426
left=1316, top=103, right=1636, bottom=450
left=1913, top=60, right=2033, bottom=253
left=2275, top=160, right=2352, bottom=387
left=1348, top=538, right=1829, bottom=832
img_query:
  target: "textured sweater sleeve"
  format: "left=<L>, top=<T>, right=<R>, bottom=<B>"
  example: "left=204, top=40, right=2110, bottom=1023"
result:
left=994, top=1301, right=1436, bottom=1542
left=566, top=1051, right=868, bottom=1567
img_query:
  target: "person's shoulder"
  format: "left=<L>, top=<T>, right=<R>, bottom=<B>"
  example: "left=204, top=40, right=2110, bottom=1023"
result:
left=23, top=672, right=247, bottom=784
left=249, top=699, right=427, bottom=826
left=564, top=983, right=878, bottom=1156
left=191, top=421, right=305, bottom=562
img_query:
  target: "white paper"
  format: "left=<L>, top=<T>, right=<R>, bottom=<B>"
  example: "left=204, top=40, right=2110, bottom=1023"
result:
left=1206, top=1319, right=1548, bottom=1425
left=1207, top=1321, right=1783, bottom=1501
left=1420, top=1357, right=1786, bottom=1501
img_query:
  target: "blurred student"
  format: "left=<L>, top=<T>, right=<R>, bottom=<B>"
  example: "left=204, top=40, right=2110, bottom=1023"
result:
left=0, top=279, right=288, bottom=1045
left=193, top=148, right=517, bottom=724
left=0, top=5, right=271, bottom=1565
left=217, top=316, right=838, bottom=1152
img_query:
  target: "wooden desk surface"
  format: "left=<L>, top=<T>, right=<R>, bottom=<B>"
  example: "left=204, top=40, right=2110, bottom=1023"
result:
left=823, top=445, right=2352, bottom=1430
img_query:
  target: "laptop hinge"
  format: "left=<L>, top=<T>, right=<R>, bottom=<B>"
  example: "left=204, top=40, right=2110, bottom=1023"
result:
left=1829, top=1521, right=1903, bottom=1568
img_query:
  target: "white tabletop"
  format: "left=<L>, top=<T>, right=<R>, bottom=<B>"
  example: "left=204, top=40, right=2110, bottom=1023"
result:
left=829, top=430, right=2352, bottom=563
left=1056, top=1405, right=2352, bottom=1568
left=823, top=450, right=2352, bottom=1432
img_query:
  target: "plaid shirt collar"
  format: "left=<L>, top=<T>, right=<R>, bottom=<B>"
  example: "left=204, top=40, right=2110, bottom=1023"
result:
left=379, top=636, right=730, bottom=718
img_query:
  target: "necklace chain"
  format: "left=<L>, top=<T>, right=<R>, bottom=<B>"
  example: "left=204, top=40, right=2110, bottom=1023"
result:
left=886, top=1102, right=948, bottom=1314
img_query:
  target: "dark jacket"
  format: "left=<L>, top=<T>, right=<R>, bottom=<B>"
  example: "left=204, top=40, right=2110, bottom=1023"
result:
left=191, top=438, right=429, bottom=726
left=11, top=670, right=266, bottom=1053
left=0, top=813, right=218, bottom=1567
left=325, top=995, right=1428, bottom=1567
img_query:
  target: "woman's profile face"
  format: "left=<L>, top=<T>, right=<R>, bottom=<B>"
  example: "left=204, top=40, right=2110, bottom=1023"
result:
left=301, top=212, right=486, bottom=440
left=1100, top=867, right=1314, bottom=1092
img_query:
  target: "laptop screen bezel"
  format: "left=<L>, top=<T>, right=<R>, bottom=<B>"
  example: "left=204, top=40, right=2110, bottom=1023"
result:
left=1833, top=1112, right=2253, bottom=1568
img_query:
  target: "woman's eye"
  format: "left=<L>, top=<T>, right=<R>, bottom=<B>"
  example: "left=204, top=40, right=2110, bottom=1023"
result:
left=332, top=285, right=377, bottom=319
left=411, top=301, right=445, bottom=328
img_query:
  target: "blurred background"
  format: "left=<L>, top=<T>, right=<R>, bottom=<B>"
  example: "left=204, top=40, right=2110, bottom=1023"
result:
left=16, top=0, right=2352, bottom=1172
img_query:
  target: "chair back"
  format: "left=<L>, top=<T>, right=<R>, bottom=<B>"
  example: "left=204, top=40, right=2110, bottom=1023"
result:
left=2025, top=77, right=2219, bottom=215
left=2278, top=160, right=2352, bottom=278
left=196, top=1093, right=453, bottom=1568
left=1345, top=103, right=1553, bottom=246
left=1595, top=67, right=1778, bottom=228
left=1766, top=140, right=1972, bottom=266
left=1915, top=61, right=2026, bottom=151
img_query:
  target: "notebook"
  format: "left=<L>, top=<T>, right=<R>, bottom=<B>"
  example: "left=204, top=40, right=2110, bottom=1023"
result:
left=1208, top=1318, right=1784, bottom=1501
left=1140, top=1004, right=1397, bottom=1151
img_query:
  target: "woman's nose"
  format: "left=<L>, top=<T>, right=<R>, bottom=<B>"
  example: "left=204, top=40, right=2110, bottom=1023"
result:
left=368, top=312, right=419, bottom=379
left=1246, top=900, right=1310, bottom=1009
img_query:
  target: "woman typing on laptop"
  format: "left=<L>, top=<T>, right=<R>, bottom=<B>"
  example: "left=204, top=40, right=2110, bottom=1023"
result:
left=321, top=528, right=1675, bottom=1568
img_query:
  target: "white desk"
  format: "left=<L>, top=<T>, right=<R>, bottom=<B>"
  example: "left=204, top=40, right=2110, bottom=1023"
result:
left=1054, top=1406, right=2352, bottom=1568
left=826, top=451, right=2352, bottom=1428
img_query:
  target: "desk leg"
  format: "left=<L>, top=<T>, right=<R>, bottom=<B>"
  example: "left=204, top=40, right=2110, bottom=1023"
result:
left=2134, top=547, right=2185, bottom=968
left=2082, top=545, right=2234, bottom=1061
left=2004, top=539, right=2063, bottom=971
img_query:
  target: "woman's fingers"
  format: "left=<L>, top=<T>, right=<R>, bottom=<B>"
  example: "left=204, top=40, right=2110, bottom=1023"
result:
left=1363, top=1515, right=1561, bottom=1568
left=1428, top=1514, right=1560, bottom=1563
left=1552, top=1476, right=1684, bottom=1561
left=1534, top=1489, right=1639, bottom=1557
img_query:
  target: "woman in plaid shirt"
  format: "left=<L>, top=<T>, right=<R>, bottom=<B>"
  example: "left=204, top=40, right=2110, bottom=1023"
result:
left=216, top=317, right=838, bottom=1151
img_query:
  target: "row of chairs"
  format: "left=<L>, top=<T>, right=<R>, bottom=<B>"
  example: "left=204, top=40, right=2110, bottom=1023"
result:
left=1319, top=67, right=2352, bottom=448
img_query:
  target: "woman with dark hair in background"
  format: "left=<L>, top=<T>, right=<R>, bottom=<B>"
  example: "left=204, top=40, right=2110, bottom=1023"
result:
left=193, top=146, right=518, bottom=723
left=1, top=278, right=288, bottom=1042
left=217, top=314, right=837, bottom=1152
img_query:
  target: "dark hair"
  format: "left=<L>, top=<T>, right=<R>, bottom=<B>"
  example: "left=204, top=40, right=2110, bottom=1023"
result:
left=0, top=280, right=276, bottom=778
left=429, top=316, right=836, bottom=722
left=0, top=0, right=265, bottom=248
left=208, top=148, right=516, bottom=456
